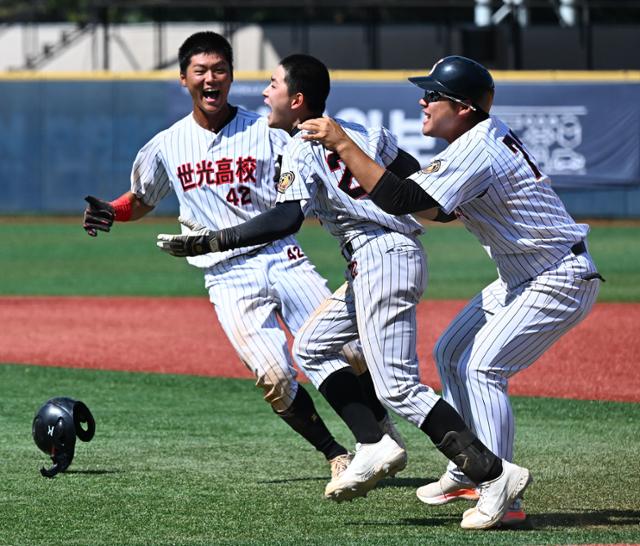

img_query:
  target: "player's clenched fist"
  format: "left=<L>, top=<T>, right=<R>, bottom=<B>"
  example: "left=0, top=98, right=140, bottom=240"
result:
left=83, top=195, right=115, bottom=237
left=156, top=217, right=222, bottom=257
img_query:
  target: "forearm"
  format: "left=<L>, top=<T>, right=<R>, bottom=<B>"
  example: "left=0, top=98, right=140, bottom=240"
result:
left=218, top=201, right=304, bottom=251
left=333, top=139, right=386, bottom=194
left=368, top=171, right=442, bottom=215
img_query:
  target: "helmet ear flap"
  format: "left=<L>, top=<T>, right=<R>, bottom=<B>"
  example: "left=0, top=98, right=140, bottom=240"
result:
left=73, top=401, right=95, bottom=442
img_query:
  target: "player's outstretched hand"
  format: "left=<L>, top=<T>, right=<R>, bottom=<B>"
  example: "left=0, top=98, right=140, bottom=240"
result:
left=178, top=216, right=208, bottom=234
left=83, top=195, right=115, bottom=237
left=298, top=116, right=348, bottom=151
left=157, top=218, right=221, bottom=257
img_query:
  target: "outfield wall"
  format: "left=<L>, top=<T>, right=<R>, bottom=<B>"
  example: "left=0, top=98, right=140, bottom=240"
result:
left=1, top=71, right=639, bottom=217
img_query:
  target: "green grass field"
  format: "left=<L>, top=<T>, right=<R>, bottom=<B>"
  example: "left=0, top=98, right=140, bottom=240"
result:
left=1, top=219, right=638, bottom=300
left=1, top=219, right=639, bottom=545
left=2, top=364, right=639, bottom=546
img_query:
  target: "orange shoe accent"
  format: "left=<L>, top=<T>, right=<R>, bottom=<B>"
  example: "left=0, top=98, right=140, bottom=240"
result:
left=440, top=487, right=479, bottom=503
left=501, top=509, right=527, bottom=525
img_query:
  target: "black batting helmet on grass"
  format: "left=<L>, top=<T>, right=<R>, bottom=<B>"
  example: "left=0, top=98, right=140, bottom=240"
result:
left=32, top=397, right=95, bottom=478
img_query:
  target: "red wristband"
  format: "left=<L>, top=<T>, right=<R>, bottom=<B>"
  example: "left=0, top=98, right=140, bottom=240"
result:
left=109, top=195, right=133, bottom=222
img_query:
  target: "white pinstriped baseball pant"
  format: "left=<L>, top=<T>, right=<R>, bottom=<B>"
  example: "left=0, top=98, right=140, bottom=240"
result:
left=295, top=230, right=442, bottom=427
left=204, top=236, right=350, bottom=412
left=435, top=250, right=602, bottom=483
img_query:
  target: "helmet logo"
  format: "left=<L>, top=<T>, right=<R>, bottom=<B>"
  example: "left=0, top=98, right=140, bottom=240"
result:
left=47, top=425, right=55, bottom=437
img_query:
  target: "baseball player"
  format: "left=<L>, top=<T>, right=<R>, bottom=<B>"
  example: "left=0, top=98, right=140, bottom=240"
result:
left=81, top=32, right=406, bottom=492
left=157, top=53, right=532, bottom=530
left=298, top=55, right=603, bottom=525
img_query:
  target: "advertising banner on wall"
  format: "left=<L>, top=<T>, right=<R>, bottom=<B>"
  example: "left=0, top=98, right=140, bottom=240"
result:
left=0, top=76, right=638, bottom=214
left=216, top=79, right=640, bottom=189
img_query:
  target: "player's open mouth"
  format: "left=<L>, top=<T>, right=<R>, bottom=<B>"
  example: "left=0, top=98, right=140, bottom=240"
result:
left=203, top=89, right=221, bottom=103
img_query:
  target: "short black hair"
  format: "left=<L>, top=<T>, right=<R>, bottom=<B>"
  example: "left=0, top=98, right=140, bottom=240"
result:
left=280, top=54, right=330, bottom=115
left=178, top=31, right=233, bottom=75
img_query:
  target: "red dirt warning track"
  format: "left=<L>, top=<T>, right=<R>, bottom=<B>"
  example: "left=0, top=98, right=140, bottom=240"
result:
left=0, top=297, right=637, bottom=403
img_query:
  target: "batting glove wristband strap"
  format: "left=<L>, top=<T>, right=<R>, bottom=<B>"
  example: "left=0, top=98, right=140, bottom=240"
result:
left=156, top=231, right=221, bottom=257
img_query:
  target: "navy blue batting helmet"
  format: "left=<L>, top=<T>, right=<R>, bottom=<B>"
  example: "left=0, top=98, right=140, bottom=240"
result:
left=32, top=397, right=95, bottom=478
left=409, top=55, right=495, bottom=115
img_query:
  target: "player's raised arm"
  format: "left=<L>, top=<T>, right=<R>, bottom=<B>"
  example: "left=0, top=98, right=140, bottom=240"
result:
left=82, top=191, right=154, bottom=237
left=299, top=117, right=386, bottom=194
left=300, top=117, right=442, bottom=217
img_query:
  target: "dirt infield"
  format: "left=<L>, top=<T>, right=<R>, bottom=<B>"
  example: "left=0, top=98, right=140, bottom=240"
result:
left=1, top=296, right=637, bottom=403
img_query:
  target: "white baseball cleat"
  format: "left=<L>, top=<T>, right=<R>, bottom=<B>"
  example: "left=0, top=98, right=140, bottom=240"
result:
left=324, top=434, right=406, bottom=502
left=416, top=473, right=479, bottom=505
left=460, top=460, right=532, bottom=530
left=463, top=497, right=527, bottom=526
left=378, top=415, right=408, bottom=473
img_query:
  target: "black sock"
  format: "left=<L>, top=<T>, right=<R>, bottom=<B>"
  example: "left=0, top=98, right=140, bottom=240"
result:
left=420, top=399, right=502, bottom=483
left=277, top=385, right=347, bottom=461
left=319, top=368, right=383, bottom=444
left=356, top=370, right=388, bottom=422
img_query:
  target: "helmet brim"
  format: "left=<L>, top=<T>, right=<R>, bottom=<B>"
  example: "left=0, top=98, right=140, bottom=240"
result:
left=408, top=75, right=451, bottom=94
left=408, top=74, right=491, bottom=115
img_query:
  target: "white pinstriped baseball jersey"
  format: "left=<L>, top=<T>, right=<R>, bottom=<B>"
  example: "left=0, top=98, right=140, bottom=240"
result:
left=409, top=116, right=589, bottom=288
left=409, top=114, right=602, bottom=484
left=131, top=106, right=352, bottom=410
left=276, top=120, right=423, bottom=246
left=131, top=107, right=289, bottom=268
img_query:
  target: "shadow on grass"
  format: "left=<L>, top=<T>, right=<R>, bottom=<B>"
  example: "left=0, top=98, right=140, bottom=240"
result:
left=530, top=509, right=640, bottom=528
left=257, top=476, right=327, bottom=484
left=377, top=476, right=438, bottom=489
left=64, top=469, right=121, bottom=475
left=402, top=509, right=640, bottom=532
left=257, top=475, right=434, bottom=487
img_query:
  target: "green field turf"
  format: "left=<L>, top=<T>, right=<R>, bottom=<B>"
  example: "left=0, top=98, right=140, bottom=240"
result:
left=2, top=219, right=639, bottom=545
left=2, top=363, right=639, bottom=546
left=1, top=218, right=638, bottom=300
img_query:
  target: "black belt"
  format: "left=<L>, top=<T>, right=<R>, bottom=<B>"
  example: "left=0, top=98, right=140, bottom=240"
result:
left=346, top=240, right=587, bottom=258
left=344, top=241, right=354, bottom=256
left=571, top=241, right=586, bottom=256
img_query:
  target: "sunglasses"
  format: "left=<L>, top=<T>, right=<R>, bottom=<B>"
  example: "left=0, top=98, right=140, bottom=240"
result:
left=423, top=90, right=477, bottom=111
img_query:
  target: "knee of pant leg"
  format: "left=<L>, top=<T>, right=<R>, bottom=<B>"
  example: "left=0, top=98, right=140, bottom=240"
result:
left=433, top=337, right=458, bottom=376
left=463, top=358, right=509, bottom=389
left=292, top=332, right=326, bottom=365
left=255, top=367, right=297, bottom=413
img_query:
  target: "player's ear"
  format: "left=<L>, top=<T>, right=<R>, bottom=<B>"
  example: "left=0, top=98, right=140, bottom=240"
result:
left=179, top=71, right=187, bottom=88
left=290, top=92, right=304, bottom=110
left=457, top=103, right=475, bottom=119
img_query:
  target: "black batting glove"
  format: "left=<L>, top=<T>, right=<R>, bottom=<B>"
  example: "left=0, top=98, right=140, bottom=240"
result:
left=83, top=195, right=115, bottom=237
left=156, top=216, right=222, bottom=257
left=156, top=231, right=221, bottom=257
